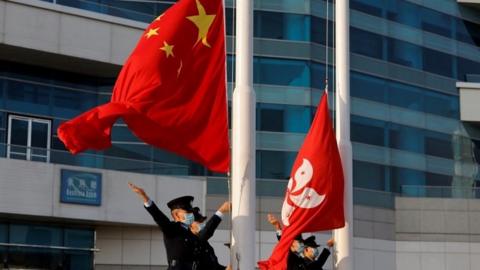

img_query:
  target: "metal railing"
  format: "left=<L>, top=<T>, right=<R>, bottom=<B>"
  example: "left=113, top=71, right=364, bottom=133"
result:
left=401, top=185, right=480, bottom=199
left=0, top=242, right=99, bottom=252
left=0, top=143, right=189, bottom=176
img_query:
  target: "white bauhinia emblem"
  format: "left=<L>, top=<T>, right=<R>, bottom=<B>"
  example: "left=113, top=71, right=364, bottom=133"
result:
left=281, top=158, right=325, bottom=226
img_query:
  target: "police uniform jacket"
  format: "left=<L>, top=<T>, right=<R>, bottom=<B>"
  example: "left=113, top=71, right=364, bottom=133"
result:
left=302, top=248, right=331, bottom=270
left=145, top=202, right=200, bottom=270
left=196, top=214, right=226, bottom=270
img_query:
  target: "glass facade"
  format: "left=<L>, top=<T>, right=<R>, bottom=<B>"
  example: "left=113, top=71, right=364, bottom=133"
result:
left=2, top=0, right=480, bottom=204
left=0, top=222, right=94, bottom=269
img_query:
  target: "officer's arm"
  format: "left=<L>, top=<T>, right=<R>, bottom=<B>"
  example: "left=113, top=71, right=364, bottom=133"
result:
left=311, top=248, right=331, bottom=268
left=144, top=201, right=173, bottom=234
left=198, top=213, right=222, bottom=241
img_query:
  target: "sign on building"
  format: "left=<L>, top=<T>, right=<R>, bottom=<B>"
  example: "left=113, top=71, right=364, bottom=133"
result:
left=60, top=169, right=102, bottom=206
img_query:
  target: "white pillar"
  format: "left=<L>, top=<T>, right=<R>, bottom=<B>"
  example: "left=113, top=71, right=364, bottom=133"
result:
left=334, top=0, right=354, bottom=270
left=231, top=0, right=256, bottom=268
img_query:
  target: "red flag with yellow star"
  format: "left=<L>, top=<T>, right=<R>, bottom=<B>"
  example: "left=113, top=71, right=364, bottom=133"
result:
left=57, top=0, right=230, bottom=173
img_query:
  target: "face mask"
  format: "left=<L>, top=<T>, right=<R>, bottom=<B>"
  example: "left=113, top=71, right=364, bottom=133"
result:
left=296, top=243, right=305, bottom=256
left=312, top=247, right=320, bottom=258
left=183, top=213, right=194, bottom=226
left=198, top=223, right=206, bottom=231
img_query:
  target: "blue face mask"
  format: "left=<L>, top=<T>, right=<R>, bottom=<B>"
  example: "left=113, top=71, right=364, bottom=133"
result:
left=183, top=213, right=194, bottom=226
left=312, top=247, right=320, bottom=258
left=198, top=222, right=206, bottom=231
left=296, top=243, right=305, bottom=257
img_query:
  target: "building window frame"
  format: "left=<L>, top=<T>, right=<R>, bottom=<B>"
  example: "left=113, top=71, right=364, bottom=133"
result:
left=6, top=114, right=51, bottom=162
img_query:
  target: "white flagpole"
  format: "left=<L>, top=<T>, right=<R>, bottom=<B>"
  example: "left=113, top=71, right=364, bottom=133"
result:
left=231, top=0, right=255, bottom=268
left=334, top=0, right=354, bottom=270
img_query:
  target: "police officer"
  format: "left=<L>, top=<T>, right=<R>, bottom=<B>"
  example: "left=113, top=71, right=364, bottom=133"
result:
left=301, top=236, right=332, bottom=270
left=267, top=214, right=305, bottom=270
left=129, top=182, right=200, bottom=270
left=190, top=206, right=231, bottom=270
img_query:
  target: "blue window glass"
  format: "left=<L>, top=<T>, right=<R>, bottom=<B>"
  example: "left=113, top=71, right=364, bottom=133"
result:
left=351, top=28, right=384, bottom=59
left=386, top=0, right=420, bottom=28
left=9, top=224, right=62, bottom=246
left=111, top=125, right=139, bottom=142
left=5, top=80, right=51, bottom=115
left=254, top=11, right=310, bottom=41
left=351, top=116, right=386, bottom=147
left=457, top=57, right=480, bottom=81
left=351, top=0, right=383, bottom=17
left=421, top=8, right=452, bottom=37
left=426, top=172, right=452, bottom=186
left=387, top=38, right=423, bottom=69
left=425, top=131, right=453, bottom=159
left=52, top=89, right=98, bottom=118
left=104, top=143, right=151, bottom=162
left=0, top=111, right=5, bottom=129
left=456, top=19, right=480, bottom=46
left=311, top=62, right=332, bottom=90
left=353, top=160, right=386, bottom=191
left=424, top=91, right=459, bottom=118
left=227, top=55, right=235, bottom=83
left=311, top=16, right=333, bottom=46
left=391, top=166, right=426, bottom=194
left=388, top=81, right=424, bottom=111
left=0, top=223, right=6, bottom=256
left=225, top=8, right=234, bottom=36
left=257, top=150, right=296, bottom=179
left=351, top=72, right=387, bottom=103
left=257, top=103, right=312, bottom=133
left=64, top=229, right=94, bottom=248
left=64, top=251, right=93, bottom=270
left=423, top=48, right=454, bottom=78
left=254, top=58, right=310, bottom=87
left=258, top=105, right=283, bottom=132
left=389, top=123, right=424, bottom=154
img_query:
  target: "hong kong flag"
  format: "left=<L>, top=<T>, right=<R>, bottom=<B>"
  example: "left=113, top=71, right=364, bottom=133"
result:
left=258, top=92, right=345, bottom=270
left=57, top=0, right=230, bottom=172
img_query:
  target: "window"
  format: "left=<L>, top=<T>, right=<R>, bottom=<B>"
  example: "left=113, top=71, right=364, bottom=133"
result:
left=421, top=8, right=452, bottom=37
left=257, top=150, right=296, bottom=179
left=351, top=72, right=387, bottom=103
left=387, top=38, right=423, bottom=69
left=1, top=223, right=94, bottom=270
left=456, top=19, right=480, bottom=46
left=386, top=0, right=420, bottom=28
left=351, top=28, right=384, bottom=59
left=351, top=0, right=383, bottom=17
left=389, top=123, right=424, bottom=154
left=351, top=116, right=386, bottom=147
left=254, top=11, right=310, bottom=41
left=353, top=161, right=386, bottom=191
left=7, top=115, right=51, bottom=162
left=391, top=166, right=425, bottom=194
left=254, top=58, right=310, bottom=87
left=423, top=48, right=453, bottom=77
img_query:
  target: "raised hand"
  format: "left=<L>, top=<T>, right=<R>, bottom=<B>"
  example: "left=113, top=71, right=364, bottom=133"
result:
left=218, top=201, right=231, bottom=214
left=267, top=213, right=282, bottom=230
left=128, top=182, right=149, bottom=203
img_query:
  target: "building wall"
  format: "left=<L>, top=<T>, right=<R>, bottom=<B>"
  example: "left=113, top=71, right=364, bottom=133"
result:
left=0, top=158, right=206, bottom=225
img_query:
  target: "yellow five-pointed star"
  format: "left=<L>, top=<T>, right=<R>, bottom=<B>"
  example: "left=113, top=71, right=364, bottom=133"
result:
left=186, top=0, right=216, bottom=48
left=160, top=41, right=175, bottom=58
left=145, top=27, right=159, bottom=39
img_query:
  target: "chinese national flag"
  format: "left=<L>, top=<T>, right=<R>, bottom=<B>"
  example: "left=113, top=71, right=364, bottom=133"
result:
left=57, top=0, right=230, bottom=172
left=258, top=92, right=345, bottom=270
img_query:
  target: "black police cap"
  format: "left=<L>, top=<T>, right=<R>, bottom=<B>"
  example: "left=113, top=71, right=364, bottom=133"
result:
left=167, top=196, right=194, bottom=211
left=193, top=207, right=207, bottom=222
left=303, top=236, right=320, bottom=248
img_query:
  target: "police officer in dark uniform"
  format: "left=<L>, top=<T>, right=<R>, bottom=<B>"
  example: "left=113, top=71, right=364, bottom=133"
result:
left=129, top=182, right=200, bottom=270
left=301, top=236, right=332, bottom=270
left=267, top=214, right=305, bottom=270
left=190, top=206, right=230, bottom=270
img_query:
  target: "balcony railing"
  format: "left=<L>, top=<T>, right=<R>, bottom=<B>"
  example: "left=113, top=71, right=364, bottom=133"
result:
left=0, top=143, right=189, bottom=176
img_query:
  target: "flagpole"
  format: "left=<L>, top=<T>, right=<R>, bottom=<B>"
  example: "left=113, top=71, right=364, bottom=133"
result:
left=334, top=0, right=354, bottom=270
left=231, top=0, right=256, bottom=268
